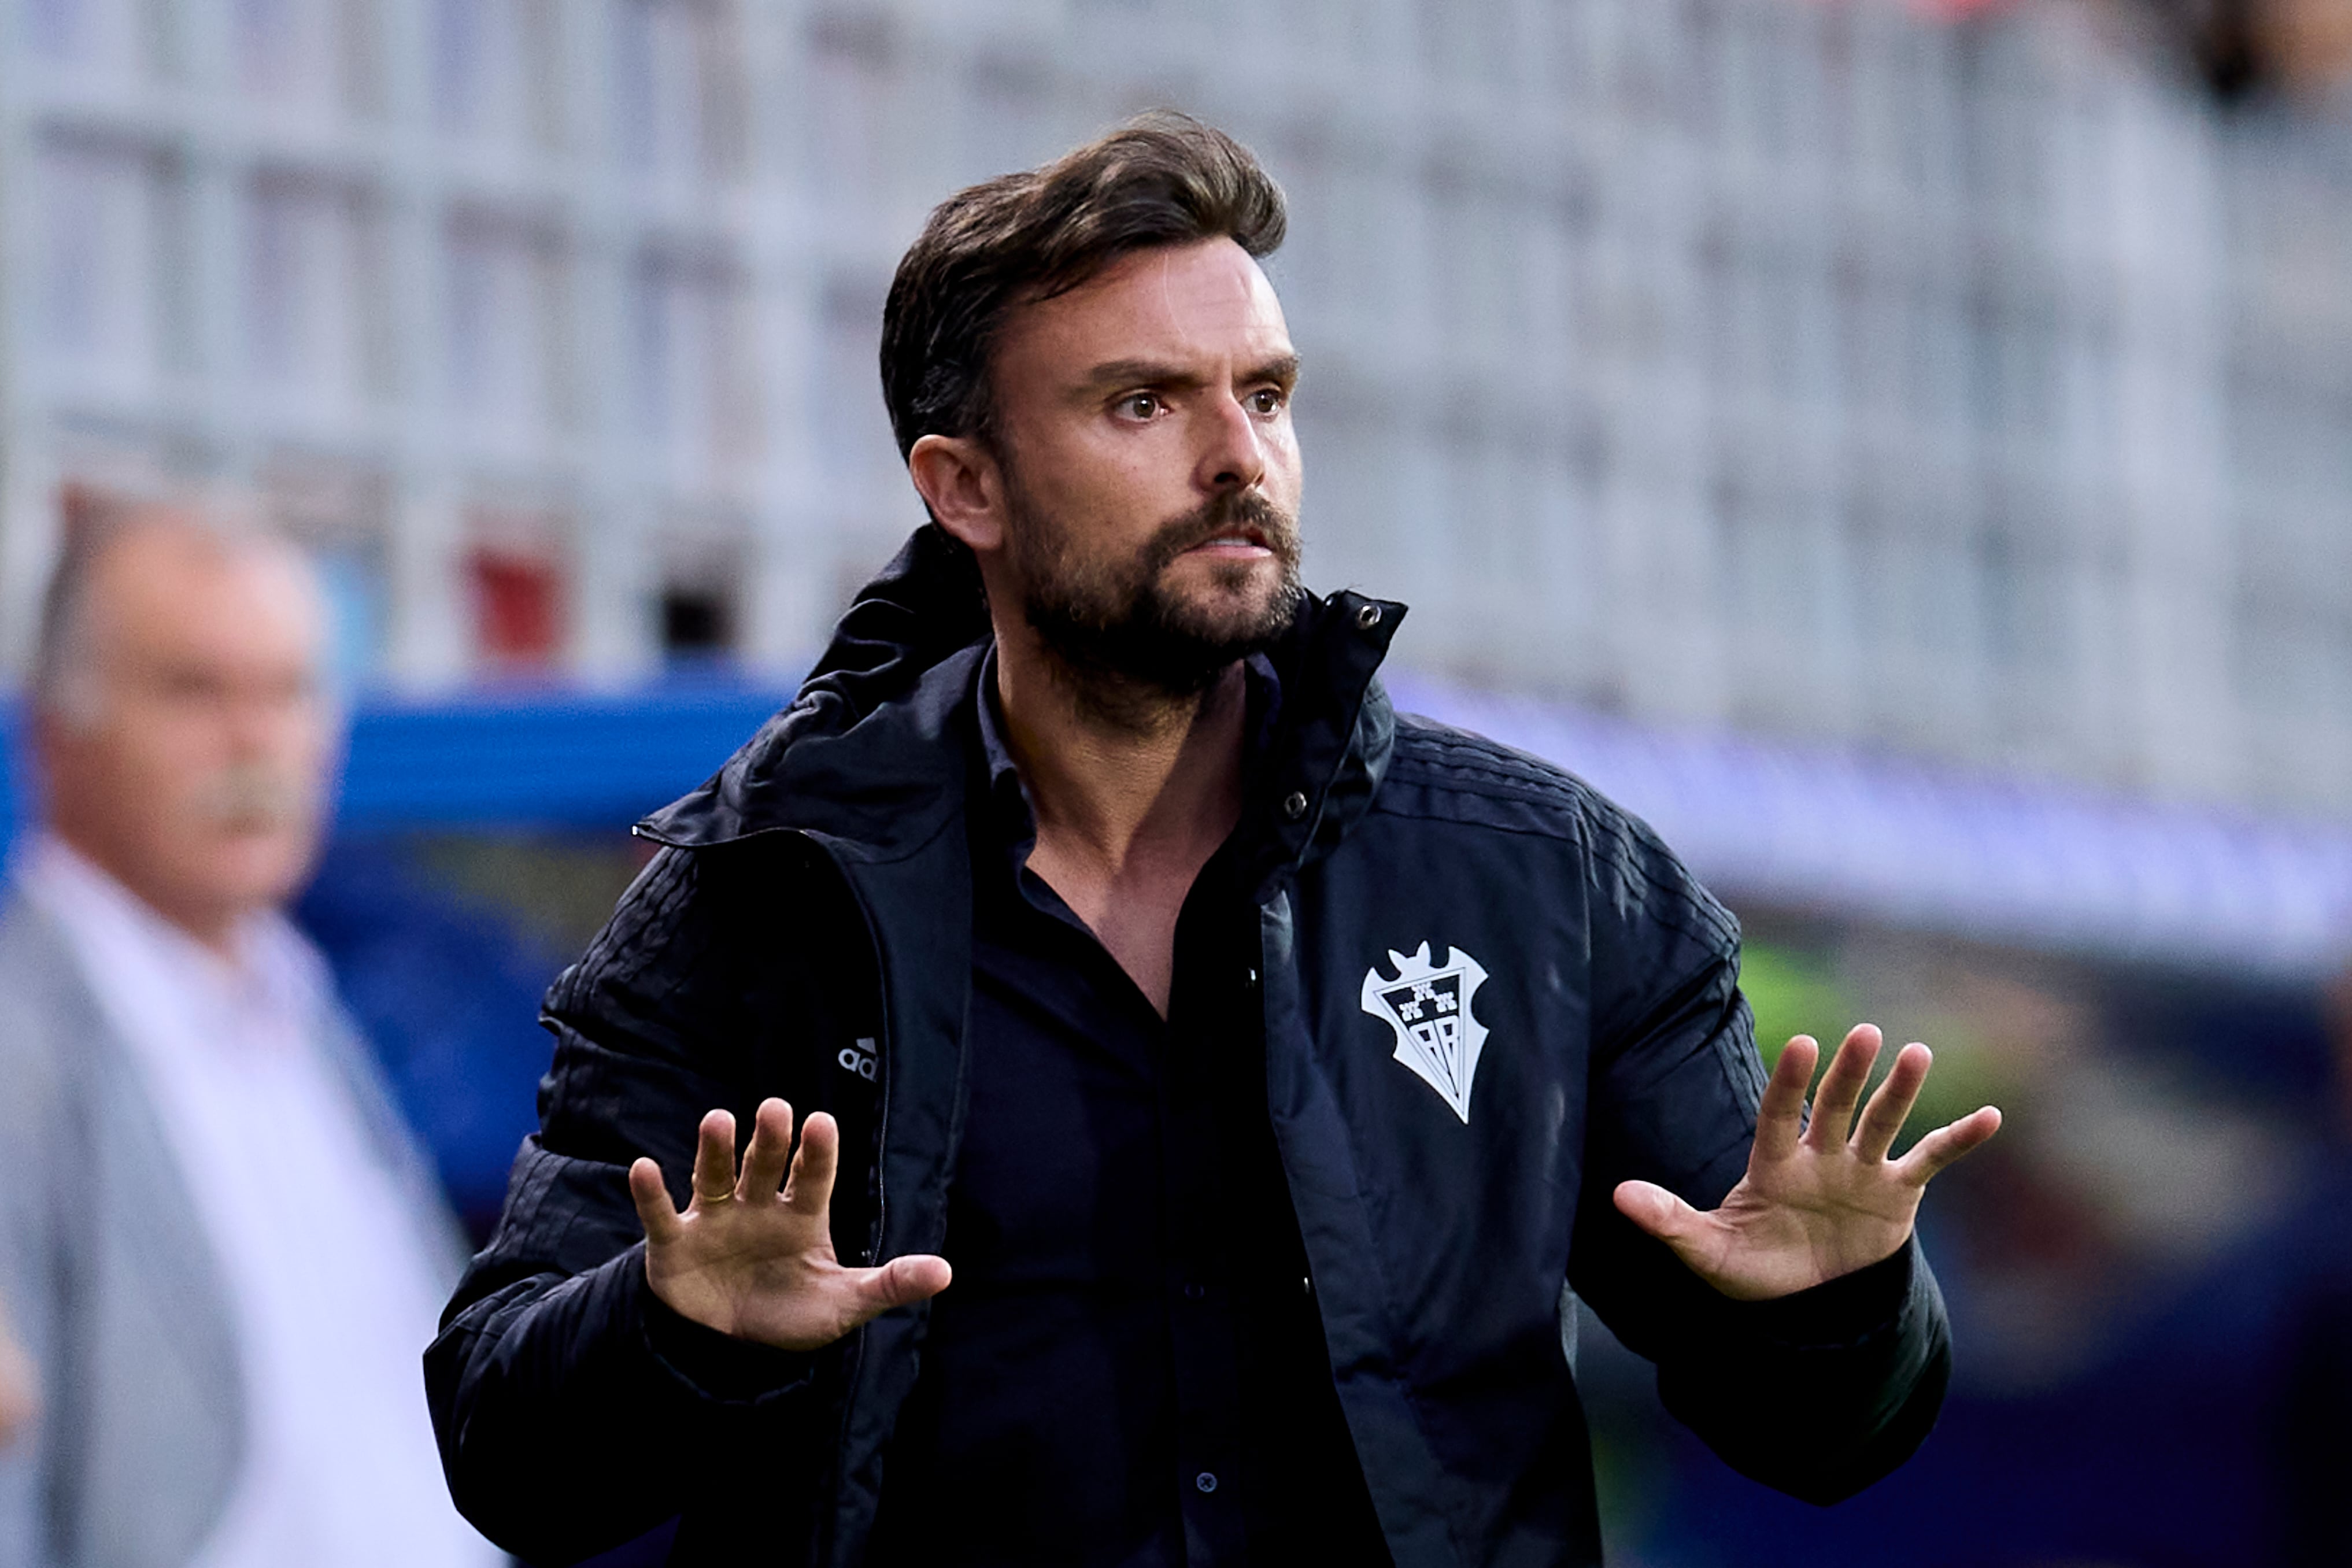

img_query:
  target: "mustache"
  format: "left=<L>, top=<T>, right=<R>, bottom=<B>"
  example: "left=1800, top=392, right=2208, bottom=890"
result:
left=1141, top=490, right=1301, bottom=575
left=188, top=764, right=310, bottom=830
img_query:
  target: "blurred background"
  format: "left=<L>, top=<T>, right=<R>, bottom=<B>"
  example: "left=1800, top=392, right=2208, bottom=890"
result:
left=4, top=0, right=2352, bottom=1562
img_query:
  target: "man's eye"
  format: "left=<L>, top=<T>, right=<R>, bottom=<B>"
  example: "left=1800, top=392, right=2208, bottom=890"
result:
left=1248, top=388, right=1286, bottom=415
left=1115, top=392, right=1162, bottom=420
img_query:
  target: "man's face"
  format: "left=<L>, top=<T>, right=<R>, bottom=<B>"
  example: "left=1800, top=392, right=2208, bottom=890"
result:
left=38, top=523, right=336, bottom=941
left=984, top=237, right=1306, bottom=693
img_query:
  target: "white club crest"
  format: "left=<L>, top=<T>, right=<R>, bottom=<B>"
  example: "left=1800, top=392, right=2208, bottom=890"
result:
left=1360, top=942, right=1489, bottom=1123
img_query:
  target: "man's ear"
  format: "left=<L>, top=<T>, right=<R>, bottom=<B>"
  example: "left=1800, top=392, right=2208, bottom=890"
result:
left=908, top=434, right=1007, bottom=554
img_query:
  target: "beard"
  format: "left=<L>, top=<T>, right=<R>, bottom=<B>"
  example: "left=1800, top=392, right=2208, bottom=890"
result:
left=1008, top=480, right=1306, bottom=708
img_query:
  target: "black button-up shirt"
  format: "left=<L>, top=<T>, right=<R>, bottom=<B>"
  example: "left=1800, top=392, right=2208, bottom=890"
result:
left=867, top=659, right=1391, bottom=1566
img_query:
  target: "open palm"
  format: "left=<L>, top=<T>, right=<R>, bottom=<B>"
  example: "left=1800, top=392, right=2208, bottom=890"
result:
left=1614, top=1025, right=2002, bottom=1301
left=629, top=1099, right=951, bottom=1351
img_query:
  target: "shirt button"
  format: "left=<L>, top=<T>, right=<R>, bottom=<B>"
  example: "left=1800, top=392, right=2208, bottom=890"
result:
left=1195, top=1471, right=1219, bottom=1494
left=1183, top=1282, right=1205, bottom=1301
left=1281, top=790, right=1308, bottom=820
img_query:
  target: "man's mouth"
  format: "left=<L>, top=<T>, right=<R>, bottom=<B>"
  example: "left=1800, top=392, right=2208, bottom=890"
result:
left=1180, top=527, right=1271, bottom=557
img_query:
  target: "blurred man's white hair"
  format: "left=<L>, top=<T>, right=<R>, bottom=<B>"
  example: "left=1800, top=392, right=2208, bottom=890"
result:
left=33, top=494, right=313, bottom=728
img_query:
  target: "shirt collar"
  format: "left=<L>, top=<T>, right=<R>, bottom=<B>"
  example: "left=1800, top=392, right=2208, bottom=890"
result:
left=972, top=644, right=1031, bottom=845
left=16, top=831, right=324, bottom=1052
left=971, top=646, right=1286, bottom=856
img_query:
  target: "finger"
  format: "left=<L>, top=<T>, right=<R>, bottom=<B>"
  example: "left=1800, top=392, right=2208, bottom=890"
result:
left=691, top=1109, right=739, bottom=1208
left=628, top=1157, right=682, bottom=1245
left=1851, top=1041, right=1932, bottom=1161
left=737, top=1099, right=796, bottom=1202
left=1754, top=1035, right=1818, bottom=1163
left=1613, top=1179, right=1706, bottom=1245
left=844, top=1254, right=953, bottom=1326
left=1802, top=1024, right=1882, bottom=1150
left=1894, top=1105, right=2004, bottom=1186
left=782, top=1111, right=841, bottom=1218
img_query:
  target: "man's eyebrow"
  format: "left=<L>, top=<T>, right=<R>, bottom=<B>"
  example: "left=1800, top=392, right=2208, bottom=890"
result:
left=1076, top=358, right=1202, bottom=393
left=1074, top=353, right=1303, bottom=393
left=1245, top=353, right=1302, bottom=387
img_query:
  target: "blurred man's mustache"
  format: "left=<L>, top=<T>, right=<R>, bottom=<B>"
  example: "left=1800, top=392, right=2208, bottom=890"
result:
left=190, top=765, right=309, bottom=830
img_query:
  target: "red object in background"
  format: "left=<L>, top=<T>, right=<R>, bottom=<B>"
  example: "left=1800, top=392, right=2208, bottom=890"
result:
left=468, top=549, right=564, bottom=667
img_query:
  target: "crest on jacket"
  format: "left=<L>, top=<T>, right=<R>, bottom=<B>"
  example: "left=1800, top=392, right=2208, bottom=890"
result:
left=1360, top=942, right=1489, bottom=1123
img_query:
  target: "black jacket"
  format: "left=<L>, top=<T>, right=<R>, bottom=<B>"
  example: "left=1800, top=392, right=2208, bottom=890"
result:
left=427, top=525, right=1951, bottom=1567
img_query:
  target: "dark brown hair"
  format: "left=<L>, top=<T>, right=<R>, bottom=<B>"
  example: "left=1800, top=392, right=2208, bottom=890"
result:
left=879, top=111, right=1286, bottom=460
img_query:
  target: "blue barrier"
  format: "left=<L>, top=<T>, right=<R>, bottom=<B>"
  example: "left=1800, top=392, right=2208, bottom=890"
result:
left=332, top=681, right=792, bottom=831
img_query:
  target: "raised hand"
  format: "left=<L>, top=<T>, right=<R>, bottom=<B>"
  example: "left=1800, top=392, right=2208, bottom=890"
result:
left=1613, top=1025, right=2001, bottom=1302
left=628, top=1098, right=951, bottom=1351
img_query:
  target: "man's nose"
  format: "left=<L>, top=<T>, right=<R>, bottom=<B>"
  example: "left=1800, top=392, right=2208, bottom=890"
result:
left=224, top=700, right=276, bottom=758
left=224, top=689, right=305, bottom=755
left=1194, top=392, right=1267, bottom=494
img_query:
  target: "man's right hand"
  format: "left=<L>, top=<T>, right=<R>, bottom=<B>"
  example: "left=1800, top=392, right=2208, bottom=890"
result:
left=628, top=1098, right=951, bottom=1351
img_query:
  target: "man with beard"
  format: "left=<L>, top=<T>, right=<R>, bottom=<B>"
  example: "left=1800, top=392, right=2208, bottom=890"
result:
left=430, top=115, right=1998, bottom=1567
left=0, top=501, right=501, bottom=1568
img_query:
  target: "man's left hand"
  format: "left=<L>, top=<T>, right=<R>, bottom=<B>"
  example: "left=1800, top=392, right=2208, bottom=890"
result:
left=1614, top=1024, right=2002, bottom=1301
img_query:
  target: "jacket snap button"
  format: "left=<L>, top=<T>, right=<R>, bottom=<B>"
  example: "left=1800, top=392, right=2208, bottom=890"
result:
left=1195, top=1471, right=1219, bottom=1494
left=1355, top=602, right=1382, bottom=630
left=1281, top=790, right=1308, bottom=820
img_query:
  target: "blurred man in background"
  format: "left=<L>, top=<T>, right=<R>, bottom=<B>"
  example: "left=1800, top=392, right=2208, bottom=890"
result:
left=0, top=500, right=500, bottom=1567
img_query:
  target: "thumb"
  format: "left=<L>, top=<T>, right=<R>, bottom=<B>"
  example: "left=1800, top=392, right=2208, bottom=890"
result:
left=1613, top=1179, right=1703, bottom=1244
left=848, top=1254, right=953, bottom=1325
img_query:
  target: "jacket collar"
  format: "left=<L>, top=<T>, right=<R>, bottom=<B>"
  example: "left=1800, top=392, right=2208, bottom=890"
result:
left=635, top=522, right=1407, bottom=877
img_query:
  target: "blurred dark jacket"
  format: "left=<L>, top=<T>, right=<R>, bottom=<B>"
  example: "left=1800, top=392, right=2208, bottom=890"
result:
left=428, top=524, right=1951, bottom=1568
